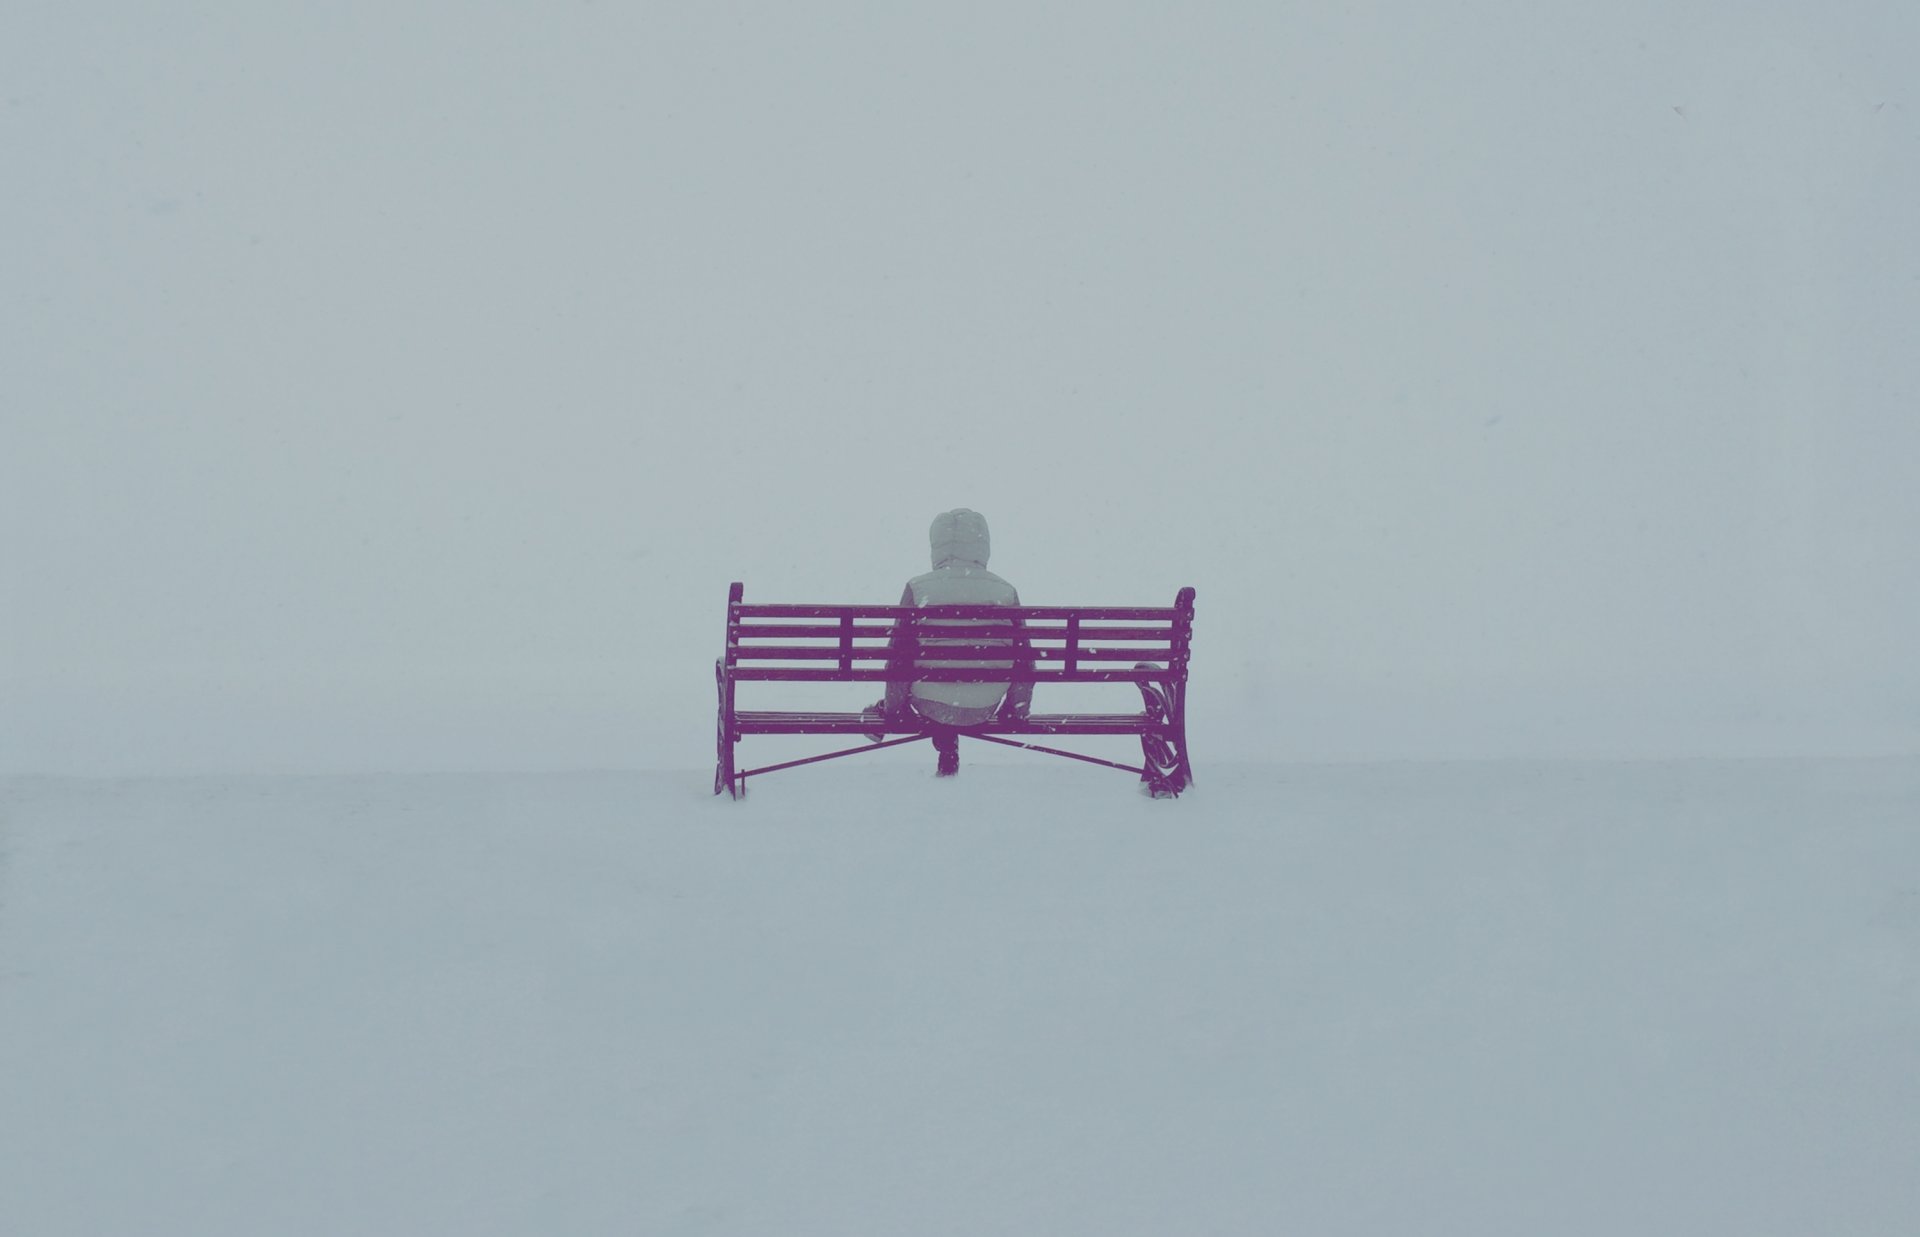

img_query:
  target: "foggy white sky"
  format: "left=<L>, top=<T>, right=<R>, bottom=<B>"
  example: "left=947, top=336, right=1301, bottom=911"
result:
left=5, top=3, right=1916, bottom=775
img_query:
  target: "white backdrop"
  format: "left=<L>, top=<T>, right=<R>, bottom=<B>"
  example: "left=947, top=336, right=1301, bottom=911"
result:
left=5, top=3, right=1916, bottom=775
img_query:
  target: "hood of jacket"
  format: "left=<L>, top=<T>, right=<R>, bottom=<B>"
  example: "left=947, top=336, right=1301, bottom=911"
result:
left=929, top=509, right=990, bottom=571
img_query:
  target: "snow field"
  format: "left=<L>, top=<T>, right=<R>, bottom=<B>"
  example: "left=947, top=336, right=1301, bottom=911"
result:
left=2, top=758, right=1917, bottom=1235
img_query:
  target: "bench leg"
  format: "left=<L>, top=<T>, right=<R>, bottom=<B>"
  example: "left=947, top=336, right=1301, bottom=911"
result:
left=714, top=659, right=740, bottom=798
left=1136, top=669, right=1192, bottom=798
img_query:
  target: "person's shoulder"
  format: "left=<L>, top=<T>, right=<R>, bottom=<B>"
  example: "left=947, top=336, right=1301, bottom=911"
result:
left=908, top=566, right=1014, bottom=585
left=904, top=566, right=1019, bottom=601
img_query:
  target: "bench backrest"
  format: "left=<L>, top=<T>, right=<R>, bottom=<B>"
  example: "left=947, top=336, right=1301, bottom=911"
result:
left=722, top=583, right=1195, bottom=684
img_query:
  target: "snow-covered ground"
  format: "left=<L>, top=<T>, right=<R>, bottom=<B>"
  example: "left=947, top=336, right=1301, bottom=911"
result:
left=3, top=757, right=1917, bottom=1235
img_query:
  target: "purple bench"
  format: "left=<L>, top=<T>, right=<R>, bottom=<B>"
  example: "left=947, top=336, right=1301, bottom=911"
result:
left=713, top=582, right=1196, bottom=799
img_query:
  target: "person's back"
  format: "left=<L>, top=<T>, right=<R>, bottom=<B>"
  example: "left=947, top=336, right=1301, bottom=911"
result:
left=879, top=511, right=1032, bottom=770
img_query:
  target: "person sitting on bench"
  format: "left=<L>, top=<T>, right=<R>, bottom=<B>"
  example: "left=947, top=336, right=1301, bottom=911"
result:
left=867, top=508, right=1032, bottom=775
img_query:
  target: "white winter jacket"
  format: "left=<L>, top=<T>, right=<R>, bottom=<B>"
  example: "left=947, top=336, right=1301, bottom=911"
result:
left=884, top=509, right=1033, bottom=727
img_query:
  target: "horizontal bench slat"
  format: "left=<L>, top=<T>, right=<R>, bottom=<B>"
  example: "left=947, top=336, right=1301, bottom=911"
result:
left=729, top=623, right=1178, bottom=641
left=734, top=711, right=1170, bottom=736
left=731, top=645, right=1169, bottom=662
left=729, top=667, right=1177, bottom=683
left=735, top=604, right=1183, bottom=621
left=732, top=623, right=897, bottom=640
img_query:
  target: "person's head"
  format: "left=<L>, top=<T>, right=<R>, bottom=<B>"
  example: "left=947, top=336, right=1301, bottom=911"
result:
left=929, top=509, right=990, bottom=570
